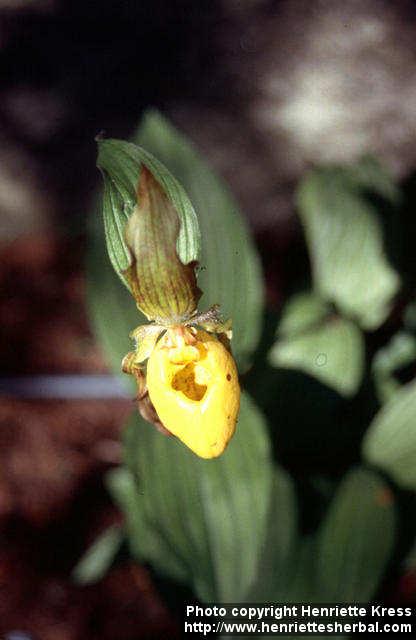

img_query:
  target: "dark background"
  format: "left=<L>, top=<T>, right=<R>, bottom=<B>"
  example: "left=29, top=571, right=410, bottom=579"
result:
left=1, top=1, right=416, bottom=638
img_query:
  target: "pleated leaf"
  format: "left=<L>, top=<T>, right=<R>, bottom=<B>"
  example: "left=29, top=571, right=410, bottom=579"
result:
left=316, top=468, right=395, bottom=601
left=363, top=379, right=416, bottom=489
left=297, top=163, right=400, bottom=330
left=123, top=392, right=273, bottom=602
left=87, top=113, right=271, bottom=603
left=86, top=204, right=142, bottom=379
left=106, top=467, right=189, bottom=583
left=136, top=109, right=263, bottom=371
left=248, top=467, right=298, bottom=601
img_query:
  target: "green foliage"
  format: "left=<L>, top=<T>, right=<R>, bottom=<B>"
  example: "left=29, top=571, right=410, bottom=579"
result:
left=119, top=393, right=273, bottom=602
left=88, top=110, right=271, bottom=601
left=363, top=380, right=416, bottom=489
left=249, top=468, right=298, bottom=601
left=269, top=292, right=364, bottom=397
left=90, top=111, right=264, bottom=373
left=86, top=111, right=416, bottom=613
left=86, top=207, right=140, bottom=378
left=107, top=466, right=190, bottom=582
left=97, top=137, right=200, bottom=287
left=372, top=331, right=416, bottom=403
left=297, top=160, right=400, bottom=330
left=277, top=292, right=329, bottom=338
left=72, top=525, right=123, bottom=585
left=315, top=468, right=395, bottom=601
left=251, top=468, right=395, bottom=605
left=136, top=110, right=263, bottom=371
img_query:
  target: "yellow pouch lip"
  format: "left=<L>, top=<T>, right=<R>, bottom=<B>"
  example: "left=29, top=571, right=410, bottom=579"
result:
left=155, top=334, right=234, bottom=406
left=147, top=329, right=240, bottom=458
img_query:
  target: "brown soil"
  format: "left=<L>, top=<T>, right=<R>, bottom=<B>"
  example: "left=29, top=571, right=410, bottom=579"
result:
left=0, top=235, right=179, bottom=639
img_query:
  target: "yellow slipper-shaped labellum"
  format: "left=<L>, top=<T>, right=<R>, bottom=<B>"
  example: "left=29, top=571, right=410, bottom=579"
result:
left=146, top=329, right=240, bottom=458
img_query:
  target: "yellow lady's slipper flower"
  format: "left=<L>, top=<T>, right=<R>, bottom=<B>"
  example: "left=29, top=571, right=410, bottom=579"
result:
left=106, top=152, right=241, bottom=459
left=146, top=327, right=240, bottom=459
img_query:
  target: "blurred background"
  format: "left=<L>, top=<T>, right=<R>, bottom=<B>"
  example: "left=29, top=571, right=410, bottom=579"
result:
left=2, top=0, right=416, bottom=638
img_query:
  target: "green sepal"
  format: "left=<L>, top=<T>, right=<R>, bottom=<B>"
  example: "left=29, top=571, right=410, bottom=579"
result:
left=96, top=137, right=201, bottom=321
left=123, top=166, right=201, bottom=321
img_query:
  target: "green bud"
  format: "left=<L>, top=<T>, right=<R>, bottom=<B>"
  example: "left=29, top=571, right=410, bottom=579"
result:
left=97, top=138, right=201, bottom=322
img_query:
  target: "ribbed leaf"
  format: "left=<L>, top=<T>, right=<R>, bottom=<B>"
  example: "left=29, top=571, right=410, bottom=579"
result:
left=86, top=205, right=142, bottom=378
left=249, top=468, right=298, bottom=600
left=363, top=380, right=416, bottom=489
left=297, top=163, right=400, bottom=330
left=123, top=392, right=273, bottom=601
left=87, top=113, right=271, bottom=604
left=136, top=110, right=263, bottom=371
left=316, top=468, right=395, bottom=601
left=269, top=308, right=364, bottom=397
left=106, top=467, right=189, bottom=582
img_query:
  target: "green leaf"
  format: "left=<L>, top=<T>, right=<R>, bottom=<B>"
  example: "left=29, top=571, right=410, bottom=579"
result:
left=136, top=110, right=263, bottom=371
left=297, top=163, right=400, bottom=330
left=278, top=292, right=329, bottom=338
left=249, top=467, right=298, bottom=600
left=106, top=467, right=189, bottom=582
left=72, top=525, right=123, bottom=585
left=363, top=379, right=416, bottom=489
left=343, top=155, right=401, bottom=205
left=286, top=536, right=319, bottom=603
left=372, top=331, right=416, bottom=403
left=269, top=311, right=364, bottom=397
left=316, top=468, right=395, bottom=601
left=96, top=136, right=201, bottom=288
left=123, top=392, right=273, bottom=602
left=89, top=110, right=263, bottom=372
left=87, top=113, right=271, bottom=603
left=86, top=204, right=142, bottom=378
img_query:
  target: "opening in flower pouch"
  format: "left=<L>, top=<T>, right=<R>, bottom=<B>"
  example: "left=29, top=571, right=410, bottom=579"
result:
left=147, top=327, right=240, bottom=459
